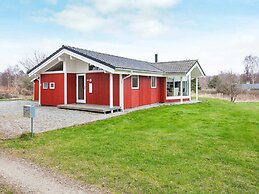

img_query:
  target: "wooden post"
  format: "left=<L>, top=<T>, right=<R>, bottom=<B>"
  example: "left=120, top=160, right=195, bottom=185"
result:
left=196, top=77, right=199, bottom=101
left=180, top=77, right=183, bottom=103
left=110, top=73, right=113, bottom=112
left=39, top=75, right=41, bottom=106
left=119, top=74, right=123, bottom=110
left=64, top=59, right=67, bottom=105
left=189, top=74, right=191, bottom=101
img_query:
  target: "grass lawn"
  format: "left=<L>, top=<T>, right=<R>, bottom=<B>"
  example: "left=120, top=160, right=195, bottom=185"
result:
left=0, top=183, right=13, bottom=194
left=0, top=99, right=258, bottom=193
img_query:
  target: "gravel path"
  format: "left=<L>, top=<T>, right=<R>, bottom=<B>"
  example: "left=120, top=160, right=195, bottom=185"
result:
left=0, top=100, right=123, bottom=139
left=0, top=151, right=106, bottom=194
left=0, top=100, right=197, bottom=139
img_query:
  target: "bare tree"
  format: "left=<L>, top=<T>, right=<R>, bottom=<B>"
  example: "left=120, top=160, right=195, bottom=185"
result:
left=19, top=50, right=47, bottom=71
left=217, top=71, right=242, bottom=102
left=243, top=55, right=259, bottom=84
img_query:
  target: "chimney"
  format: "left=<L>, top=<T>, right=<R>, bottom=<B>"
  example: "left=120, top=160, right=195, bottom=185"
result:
left=155, top=54, right=158, bottom=63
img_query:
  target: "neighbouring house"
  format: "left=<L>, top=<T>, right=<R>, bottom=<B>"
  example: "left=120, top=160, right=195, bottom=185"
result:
left=240, top=84, right=259, bottom=91
left=28, top=45, right=205, bottom=112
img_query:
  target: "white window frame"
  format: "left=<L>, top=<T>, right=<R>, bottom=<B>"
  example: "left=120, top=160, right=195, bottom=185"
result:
left=43, top=82, right=48, bottom=89
left=131, top=75, right=139, bottom=89
left=166, top=77, right=189, bottom=100
left=76, top=74, right=86, bottom=103
left=151, top=76, right=157, bottom=88
left=49, top=82, right=55, bottom=89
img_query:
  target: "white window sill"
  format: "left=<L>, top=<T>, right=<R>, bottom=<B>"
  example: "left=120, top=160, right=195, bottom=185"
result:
left=166, top=96, right=190, bottom=100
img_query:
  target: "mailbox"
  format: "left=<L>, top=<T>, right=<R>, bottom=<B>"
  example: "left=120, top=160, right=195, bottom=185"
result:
left=23, top=105, right=35, bottom=118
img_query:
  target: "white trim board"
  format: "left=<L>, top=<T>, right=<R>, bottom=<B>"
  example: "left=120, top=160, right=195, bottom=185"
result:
left=76, top=74, right=86, bottom=103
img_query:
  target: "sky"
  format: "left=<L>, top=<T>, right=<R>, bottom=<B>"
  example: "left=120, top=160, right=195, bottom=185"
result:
left=0, top=0, right=259, bottom=75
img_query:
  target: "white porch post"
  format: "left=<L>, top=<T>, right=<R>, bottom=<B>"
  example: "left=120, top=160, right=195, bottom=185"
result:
left=119, top=74, right=123, bottom=111
left=110, top=73, right=114, bottom=112
left=64, top=59, right=67, bottom=105
left=189, top=74, right=191, bottom=101
left=196, top=77, right=199, bottom=101
left=180, top=76, right=183, bottom=103
left=39, top=75, right=41, bottom=106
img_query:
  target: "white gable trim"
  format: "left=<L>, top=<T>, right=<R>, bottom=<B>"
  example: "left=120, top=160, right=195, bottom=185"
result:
left=186, top=62, right=205, bottom=77
left=28, top=49, right=115, bottom=77
left=64, top=49, right=115, bottom=73
left=30, top=77, right=39, bottom=82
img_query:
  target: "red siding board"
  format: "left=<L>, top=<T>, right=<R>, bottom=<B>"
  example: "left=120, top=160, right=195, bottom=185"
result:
left=113, top=74, right=120, bottom=106
left=124, top=76, right=162, bottom=109
left=39, top=73, right=189, bottom=108
left=41, top=74, right=64, bottom=106
left=86, top=73, right=110, bottom=105
left=67, top=73, right=76, bottom=104
left=33, top=79, right=39, bottom=101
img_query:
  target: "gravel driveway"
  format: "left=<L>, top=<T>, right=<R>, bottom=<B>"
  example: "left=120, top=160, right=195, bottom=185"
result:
left=0, top=151, right=105, bottom=194
left=0, top=100, right=123, bottom=138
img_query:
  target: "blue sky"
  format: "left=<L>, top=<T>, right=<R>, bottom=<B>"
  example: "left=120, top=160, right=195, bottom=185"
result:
left=0, top=0, right=259, bottom=75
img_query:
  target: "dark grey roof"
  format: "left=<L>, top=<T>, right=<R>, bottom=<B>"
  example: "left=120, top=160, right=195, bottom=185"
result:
left=64, top=45, right=161, bottom=73
left=152, top=60, right=198, bottom=73
left=240, top=84, right=259, bottom=90
left=28, top=45, right=204, bottom=75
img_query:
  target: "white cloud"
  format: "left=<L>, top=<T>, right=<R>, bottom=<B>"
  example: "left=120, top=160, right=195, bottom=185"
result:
left=53, top=6, right=113, bottom=33
left=93, top=0, right=179, bottom=13
left=40, top=0, right=179, bottom=38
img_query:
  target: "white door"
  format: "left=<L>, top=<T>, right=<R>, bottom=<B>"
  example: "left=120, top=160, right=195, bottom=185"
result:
left=76, top=74, right=86, bottom=103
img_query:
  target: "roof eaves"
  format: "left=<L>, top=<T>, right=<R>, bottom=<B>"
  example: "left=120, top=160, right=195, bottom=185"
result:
left=27, top=46, right=64, bottom=74
left=186, top=60, right=206, bottom=76
left=63, top=46, right=116, bottom=69
left=115, top=66, right=163, bottom=73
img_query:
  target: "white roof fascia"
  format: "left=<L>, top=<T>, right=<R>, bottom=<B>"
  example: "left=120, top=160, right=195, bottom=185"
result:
left=114, top=69, right=164, bottom=77
left=186, top=62, right=205, bottom=77
left=28, top=49, right=115, bottom=77
left=63, top=49, right=115, bottom=73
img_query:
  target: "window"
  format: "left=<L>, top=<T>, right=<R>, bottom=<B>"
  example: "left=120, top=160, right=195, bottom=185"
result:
left=43, top=82, right=48, bottom=89
left=151, top=76, right=156, bottom=88
left=131, top=75, right=139, bottom=89
left=174, top=81, right=181, bottom=96
left=166, top=77, right=189, bottom=98
left=166, top=78, right=174, bottom=97
left=182, top=81, right=189, bottom=96
left=49, top=82, right=55, bottom=89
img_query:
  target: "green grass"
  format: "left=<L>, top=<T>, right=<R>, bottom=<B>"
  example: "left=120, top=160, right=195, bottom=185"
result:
left=1, top=99, right=258, bottom=193
left=0, top=183, right=13, bottom=194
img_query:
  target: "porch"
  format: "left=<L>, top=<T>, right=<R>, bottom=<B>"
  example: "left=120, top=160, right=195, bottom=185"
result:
left=57, top=104, right=121, bottom=114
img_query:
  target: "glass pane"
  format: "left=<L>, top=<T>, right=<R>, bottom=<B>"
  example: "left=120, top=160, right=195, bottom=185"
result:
left=166, top=78, right=174, bottom=97
left=132, top=76, right=138, bottom=88
left=78, top=76, right=84, bottom=100
left=182, top=81, right=188, bottom=96
left=151, top=77, right=156, bottom=87
left=174, top=81, right=180, bottom=96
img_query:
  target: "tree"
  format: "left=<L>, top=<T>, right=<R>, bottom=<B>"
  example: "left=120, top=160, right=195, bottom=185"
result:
left=19, top=50, right=47, bottom=71
left=208, top=75, right=219, bottom=89
left=243, top=55, right=259, bottom=84
left=191, top=79, right=201, bottom=91
left=217, top=71, right=242, bottom=102
left=0, top=65, right=24, bottom=90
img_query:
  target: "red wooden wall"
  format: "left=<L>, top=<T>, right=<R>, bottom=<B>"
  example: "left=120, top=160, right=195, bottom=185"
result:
left=86, top=73, right=119, bottom=106
left=40, top=74, right=64, bottom=106
left=39, top=72, right=189, bottom=108
left=33, top=79, right=39, bottom=101
left=124, top=76, right=163, bottom=109
left=160, top=77, right=190, bottom=103
left=67, top=73, right=76, bottom=104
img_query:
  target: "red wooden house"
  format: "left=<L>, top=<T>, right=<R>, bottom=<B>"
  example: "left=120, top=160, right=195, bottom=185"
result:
left=29, top=45, right=205, bottom=112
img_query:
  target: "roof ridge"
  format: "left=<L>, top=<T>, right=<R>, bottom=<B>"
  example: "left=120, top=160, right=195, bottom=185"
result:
left=63, top=45, right=152, bottom=64
left=154, top=59, right=198, bottom=64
